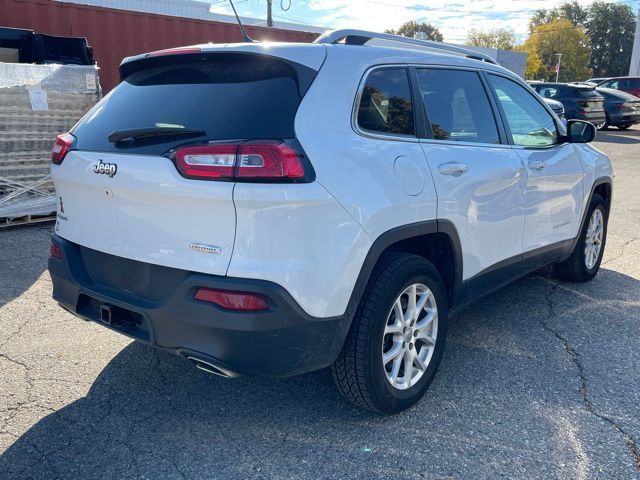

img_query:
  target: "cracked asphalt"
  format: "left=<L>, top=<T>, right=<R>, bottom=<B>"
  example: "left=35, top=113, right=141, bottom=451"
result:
left=1, top=129, right=639, bottom=480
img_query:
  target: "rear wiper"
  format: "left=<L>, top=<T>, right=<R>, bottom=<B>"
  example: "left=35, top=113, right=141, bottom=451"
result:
left=108, top=127, right=206, bottom=144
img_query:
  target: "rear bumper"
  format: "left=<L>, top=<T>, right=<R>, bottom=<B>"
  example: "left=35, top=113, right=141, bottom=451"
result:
left=607, top=112, right=640, bottom=125
left=567, top=110, right=606, bottom=124
left=48, top=235, right=350, bottom=377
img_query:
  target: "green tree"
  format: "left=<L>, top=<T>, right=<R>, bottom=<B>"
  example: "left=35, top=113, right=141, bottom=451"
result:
left=520, top=19, right=592, bottom=81
left=516, top=43, right=541, bottom=80
left=529, top=1, right=588, bottom=30
left=466, top=28, right=516, bottom=50
left=559, top=0, right=589, bottom=26
left=527, top=1, right=636, bottom=77
left=385, top=21, right=443, bottom=41
left=587, top=2, right=636, bottom=77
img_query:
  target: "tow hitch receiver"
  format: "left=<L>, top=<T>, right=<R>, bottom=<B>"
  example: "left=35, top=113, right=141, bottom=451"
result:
left=77, top=295, right=150, bottom=342
left=99, top=304, right=113, bottom=325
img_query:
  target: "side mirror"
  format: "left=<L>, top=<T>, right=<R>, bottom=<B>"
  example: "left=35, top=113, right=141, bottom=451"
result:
left=567, top=120, right=596, bottom=143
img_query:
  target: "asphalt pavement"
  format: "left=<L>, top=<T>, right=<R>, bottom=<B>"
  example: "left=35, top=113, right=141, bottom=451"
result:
left=1, top=128, right=639, bottom=479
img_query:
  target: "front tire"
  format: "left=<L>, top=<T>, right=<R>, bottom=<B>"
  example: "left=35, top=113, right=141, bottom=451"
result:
left=331, top=253, right=448, bottom=414
left=553, top=193, right=607, bottom=282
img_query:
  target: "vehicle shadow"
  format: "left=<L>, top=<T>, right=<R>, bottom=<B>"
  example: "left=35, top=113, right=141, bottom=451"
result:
left=0, top=224, right=52, bottom=309
left=1, top=267, right=639, bottom=479
left=595, top=127, right=640, bottom=144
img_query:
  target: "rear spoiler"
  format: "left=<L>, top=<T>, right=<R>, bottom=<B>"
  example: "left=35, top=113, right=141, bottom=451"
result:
left=118, top=48, right=320, bottom=97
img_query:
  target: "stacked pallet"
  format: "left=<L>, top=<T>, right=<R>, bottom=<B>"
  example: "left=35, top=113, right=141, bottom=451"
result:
left=0, top=63, right=100, bottom=226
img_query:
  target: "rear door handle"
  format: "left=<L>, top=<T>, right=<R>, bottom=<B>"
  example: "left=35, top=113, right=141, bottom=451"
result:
left=438, top=163, right=468, bottom=176
left=528, top=160, right=547, bottom=171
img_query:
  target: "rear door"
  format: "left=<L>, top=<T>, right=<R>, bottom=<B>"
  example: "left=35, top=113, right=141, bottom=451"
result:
left=485, top=74, right=584, bottom=254
left=52, top=51, right=316, bottom=275
left=415, top=67, right=527, bottom=281
left=623, top=78, right=640, bottom=97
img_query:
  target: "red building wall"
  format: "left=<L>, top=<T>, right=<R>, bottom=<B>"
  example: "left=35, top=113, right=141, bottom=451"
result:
left=0, top=0, right=319, bottom=92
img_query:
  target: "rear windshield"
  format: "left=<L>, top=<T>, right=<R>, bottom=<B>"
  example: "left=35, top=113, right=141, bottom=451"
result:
left=600, top=88, right=638, bottom=101
left=571, top=87, right=602, bottom=99
left=72, top=54, right=311, bottom=154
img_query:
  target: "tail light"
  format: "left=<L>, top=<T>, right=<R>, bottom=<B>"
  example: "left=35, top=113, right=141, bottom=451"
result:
left=51, top=133, right=75, bottom=165
left=49, top=242, right=63, bottom=259
left=174, top=142, right=307, bottom=181
left=194, top=288, right=269, bottom=311
left=236, top=143, right=305, bottom=179
left=175, top=144, right=236, bottom=179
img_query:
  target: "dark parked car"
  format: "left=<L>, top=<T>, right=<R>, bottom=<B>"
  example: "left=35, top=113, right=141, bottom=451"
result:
left=596, top=87, right=640, bottom=130
left=586, top=77, right=610, bottom=85
left=530, top=82, right=606, bottom=129
left=596, top=77, right=640, bottom=97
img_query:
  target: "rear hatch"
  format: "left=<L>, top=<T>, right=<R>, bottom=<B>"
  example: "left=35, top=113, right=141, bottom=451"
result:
left=569, top=86, right=605, bottom=119
left=51, top=46, right=322, bottom=275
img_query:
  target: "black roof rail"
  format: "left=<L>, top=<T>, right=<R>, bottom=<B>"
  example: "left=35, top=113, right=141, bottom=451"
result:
left=313, top=29, right=499, bottom=65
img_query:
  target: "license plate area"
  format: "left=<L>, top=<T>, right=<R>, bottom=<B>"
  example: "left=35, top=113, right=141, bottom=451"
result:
left=76, top=294, right=151, bottom=343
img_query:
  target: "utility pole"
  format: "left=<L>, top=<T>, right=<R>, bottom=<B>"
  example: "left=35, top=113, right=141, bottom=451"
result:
left=555, top=53, right=562, bottom=82
left=267, top=0, right=273, bottom=27
left=629, top=9, right=640, bottom=75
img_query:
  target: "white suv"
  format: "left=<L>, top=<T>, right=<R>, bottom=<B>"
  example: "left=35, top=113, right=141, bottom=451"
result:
left=48, top=30, right=613, bottom=414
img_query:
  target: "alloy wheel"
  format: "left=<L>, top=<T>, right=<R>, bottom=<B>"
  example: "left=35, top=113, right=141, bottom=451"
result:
left=584, top=208, right=604, bottom=269
left=382, top=283, right=438, bottom=390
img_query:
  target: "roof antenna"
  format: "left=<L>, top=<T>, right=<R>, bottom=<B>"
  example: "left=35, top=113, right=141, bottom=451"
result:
left=228, top=0, right=256, bottom=43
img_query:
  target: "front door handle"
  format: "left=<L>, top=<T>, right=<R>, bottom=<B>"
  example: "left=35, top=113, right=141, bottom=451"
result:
left=438, top=163, right=468, bottom=176
left=528, top=160, right=547, bottom=171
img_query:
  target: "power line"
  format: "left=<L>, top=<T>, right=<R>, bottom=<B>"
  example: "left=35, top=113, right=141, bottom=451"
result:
left=270, top=0, right=639, bottom=33
left=362, top=0, right=639, bottom=16
left=272, top=12, right=320, bottom=27
left=364, top=0, right=542, bottom=15
left=209, top=0, right=251, bottom=7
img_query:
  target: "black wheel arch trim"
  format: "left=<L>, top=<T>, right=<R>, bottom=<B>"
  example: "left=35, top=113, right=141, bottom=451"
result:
left=343, top=219, right=464, bottom=321
left=568, top=176, right=612, bottom=254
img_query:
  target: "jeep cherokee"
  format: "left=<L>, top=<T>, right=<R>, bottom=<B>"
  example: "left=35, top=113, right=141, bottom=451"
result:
left=48, top=30, right=613, bottom=414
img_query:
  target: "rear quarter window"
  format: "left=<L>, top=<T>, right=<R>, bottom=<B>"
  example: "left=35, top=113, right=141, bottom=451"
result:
left=356, top=67, right=415, bottom=137
left=537, top=86, right=560, bottom=99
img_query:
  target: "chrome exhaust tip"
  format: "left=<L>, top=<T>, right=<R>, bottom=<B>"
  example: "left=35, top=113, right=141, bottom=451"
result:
left=187, top=356, right=239, bottom=379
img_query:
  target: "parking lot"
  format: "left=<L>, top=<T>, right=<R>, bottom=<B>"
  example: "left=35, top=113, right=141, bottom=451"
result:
left=0, top=129, right=639, bottom=479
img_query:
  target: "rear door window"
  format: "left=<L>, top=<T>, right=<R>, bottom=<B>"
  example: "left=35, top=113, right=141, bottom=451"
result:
left=415, top=69, right=500, bottom=144
left=538, top=86, right=559, bottom=99
left=487, top=74, right=558, bottom=147
left=356, top=68, right=415, bottom=137
left=72, top=54, right=311, bottom=155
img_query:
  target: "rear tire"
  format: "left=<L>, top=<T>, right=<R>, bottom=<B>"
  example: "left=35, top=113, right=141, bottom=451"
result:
left=553, top=193, right=607, bottom=282
left=617, top=123, right=632, bottom=130
left=331, top=253, right=448, bottom=414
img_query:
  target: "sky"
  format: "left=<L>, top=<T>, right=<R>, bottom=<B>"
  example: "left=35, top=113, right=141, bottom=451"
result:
left=207, top=0, right=640, bottom=43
